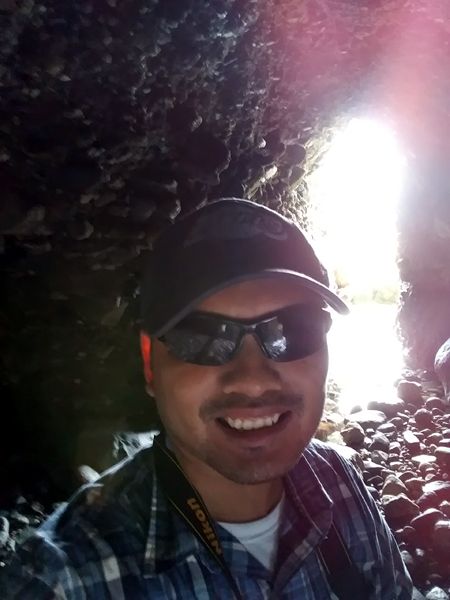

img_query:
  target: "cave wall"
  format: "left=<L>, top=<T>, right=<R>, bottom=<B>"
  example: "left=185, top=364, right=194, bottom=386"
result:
left=1, top=0, right=449, bottom=499
left=397, top=157, right=450, bottom=370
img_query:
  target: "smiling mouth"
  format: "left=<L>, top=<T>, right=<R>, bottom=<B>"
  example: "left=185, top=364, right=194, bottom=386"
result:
left=217, top=411, right=290, bottom=432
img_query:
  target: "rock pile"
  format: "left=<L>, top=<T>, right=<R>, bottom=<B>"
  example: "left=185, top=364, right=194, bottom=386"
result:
left=0, top=498, right=48, bottom=570
left=343, top=372, right=450, bottom=597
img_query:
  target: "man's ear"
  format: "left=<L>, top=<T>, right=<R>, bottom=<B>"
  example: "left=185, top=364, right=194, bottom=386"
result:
left=140, top=331, right=154, bottom=395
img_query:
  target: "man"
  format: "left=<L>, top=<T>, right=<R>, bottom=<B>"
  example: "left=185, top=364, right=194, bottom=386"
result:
left=2, top=198, right=412, bottom=599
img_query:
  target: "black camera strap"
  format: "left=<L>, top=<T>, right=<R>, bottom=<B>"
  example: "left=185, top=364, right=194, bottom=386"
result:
left=153, top=435, right=369, bottom=600
left=317, top=521, right=371, bottom=598
left=153, top=435, right=244, bottom=600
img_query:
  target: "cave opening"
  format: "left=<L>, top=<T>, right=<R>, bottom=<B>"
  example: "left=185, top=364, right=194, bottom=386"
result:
left=307, top=117, right=408, bottom=413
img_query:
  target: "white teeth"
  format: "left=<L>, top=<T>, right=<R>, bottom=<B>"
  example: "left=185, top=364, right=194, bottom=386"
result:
left=224, top=413, right=281, bottom=431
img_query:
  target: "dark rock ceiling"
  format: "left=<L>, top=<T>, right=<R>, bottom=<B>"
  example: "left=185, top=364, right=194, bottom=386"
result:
left=1, top=0, right=450, bottom=498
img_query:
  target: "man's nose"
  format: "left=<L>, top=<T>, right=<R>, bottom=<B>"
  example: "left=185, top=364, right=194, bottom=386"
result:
left=219, top=334, right=282, bottom=397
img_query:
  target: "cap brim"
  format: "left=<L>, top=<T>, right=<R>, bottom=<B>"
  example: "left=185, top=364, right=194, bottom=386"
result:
left=152, top=269, right=349, bottom=337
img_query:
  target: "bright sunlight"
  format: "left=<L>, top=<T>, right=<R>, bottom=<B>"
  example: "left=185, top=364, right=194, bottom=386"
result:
left=308, top=117, right=408, bottom=413
left=308, top=117, right=407, bottom=301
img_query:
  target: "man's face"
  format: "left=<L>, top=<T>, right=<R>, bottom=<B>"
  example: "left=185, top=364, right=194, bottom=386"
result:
left=149, top=278, right=329, bottom=485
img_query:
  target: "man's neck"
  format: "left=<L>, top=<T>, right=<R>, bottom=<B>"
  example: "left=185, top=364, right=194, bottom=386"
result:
left=167, top=439, right=284, bottom=523
left=200, top=478, right=284, bottom=523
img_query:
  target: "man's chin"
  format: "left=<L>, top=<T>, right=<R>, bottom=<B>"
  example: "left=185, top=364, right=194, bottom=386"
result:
left=206, top=452, right=302, bottom=486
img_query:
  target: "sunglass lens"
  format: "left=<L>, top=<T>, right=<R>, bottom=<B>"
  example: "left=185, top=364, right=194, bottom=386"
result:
left=162, top=315, right=241, bottom=366
left=259, top=306, right=330, bottom=362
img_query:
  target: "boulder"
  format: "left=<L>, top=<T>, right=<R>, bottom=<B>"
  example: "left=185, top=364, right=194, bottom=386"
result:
left=422, top=481, right=450, bottom=502
left=363, top=460, right=385, bottom=477
left=390, top=416, right=406, bottom=430
left=439, top=501, right=450, bottom=518
left=366, top=475, right=384, bottom=489
left=418, top=491, right=441, bottom=511
left=389, top=461, right=403, bottom=471
left=414, top=409, right=434, bottom=430
left=346, top=410, right=386, bottom=430
left=425, top=587, right=449, bottom=600
left=369, top=432, right=390, bottom=453
left=432, top=519, right=450, bottom=562
left=370, top=450, right=389, bottom=465
left=399, top=470, right=418, bottom=482
left=411, top=455, right=437, bottom=468
left=378, top=422, right=398, bottom=436
left=434, top=338, right=450, bottom=404
left=397, top=381, right=424, bottom=406
left=427, top=433, right=443, bottom=445
left=435, top=447, right=450, bottom=471
left=382, top=474, right=408, bottom=497
left=425, top=397, right=446, bottom=412
left=404, top=478, right=424, bottom=501
left=367, top=397, right=406, bottom=419
left=389, top=441, right=402, bottom=455
left=411, top=508, right=445, bottom=539
left=382, top=493, right=420, bottom=528
left=404, top=430, right=422, bottom=454
left=340, top=422, right=365, bottom=447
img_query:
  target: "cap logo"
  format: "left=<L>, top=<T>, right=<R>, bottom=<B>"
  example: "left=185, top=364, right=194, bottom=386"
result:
left=183, top=205, right=288, bottom=247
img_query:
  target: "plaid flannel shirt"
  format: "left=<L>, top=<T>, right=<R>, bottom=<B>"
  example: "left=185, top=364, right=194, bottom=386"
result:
left=1, top=439, right=412, bottom=599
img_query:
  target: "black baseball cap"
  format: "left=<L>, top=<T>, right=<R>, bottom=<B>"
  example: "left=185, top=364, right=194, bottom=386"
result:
left=141, top=198, right=349, bottom=336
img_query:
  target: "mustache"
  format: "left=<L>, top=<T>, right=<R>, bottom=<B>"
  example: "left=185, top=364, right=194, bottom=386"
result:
left=200, top=391, right=303, bottom=420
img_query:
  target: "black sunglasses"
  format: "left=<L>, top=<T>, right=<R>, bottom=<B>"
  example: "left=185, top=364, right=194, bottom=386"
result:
left=159, top=303, right=332, bottom=366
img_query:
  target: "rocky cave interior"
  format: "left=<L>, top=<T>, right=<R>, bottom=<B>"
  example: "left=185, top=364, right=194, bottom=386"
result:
left=1, top=1, right=450, bottom=596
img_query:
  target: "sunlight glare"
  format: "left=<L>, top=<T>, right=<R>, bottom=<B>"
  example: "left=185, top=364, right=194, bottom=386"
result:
left=308, top=117, right=407, bottom=298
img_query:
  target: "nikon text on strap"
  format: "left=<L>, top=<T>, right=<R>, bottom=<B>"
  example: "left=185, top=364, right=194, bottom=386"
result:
left=152, top=434, right=370, bottom=599
left=153, top=435, right=244, bottom=600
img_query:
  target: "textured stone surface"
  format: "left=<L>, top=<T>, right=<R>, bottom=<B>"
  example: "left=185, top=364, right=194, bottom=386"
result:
left=2, top=0, right=414, bottom=496
left=0, top=0, right=347, bottom=497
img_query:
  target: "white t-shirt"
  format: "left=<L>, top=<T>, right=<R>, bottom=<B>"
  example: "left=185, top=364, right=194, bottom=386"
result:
left=218, top=494, right=285, bottom=571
